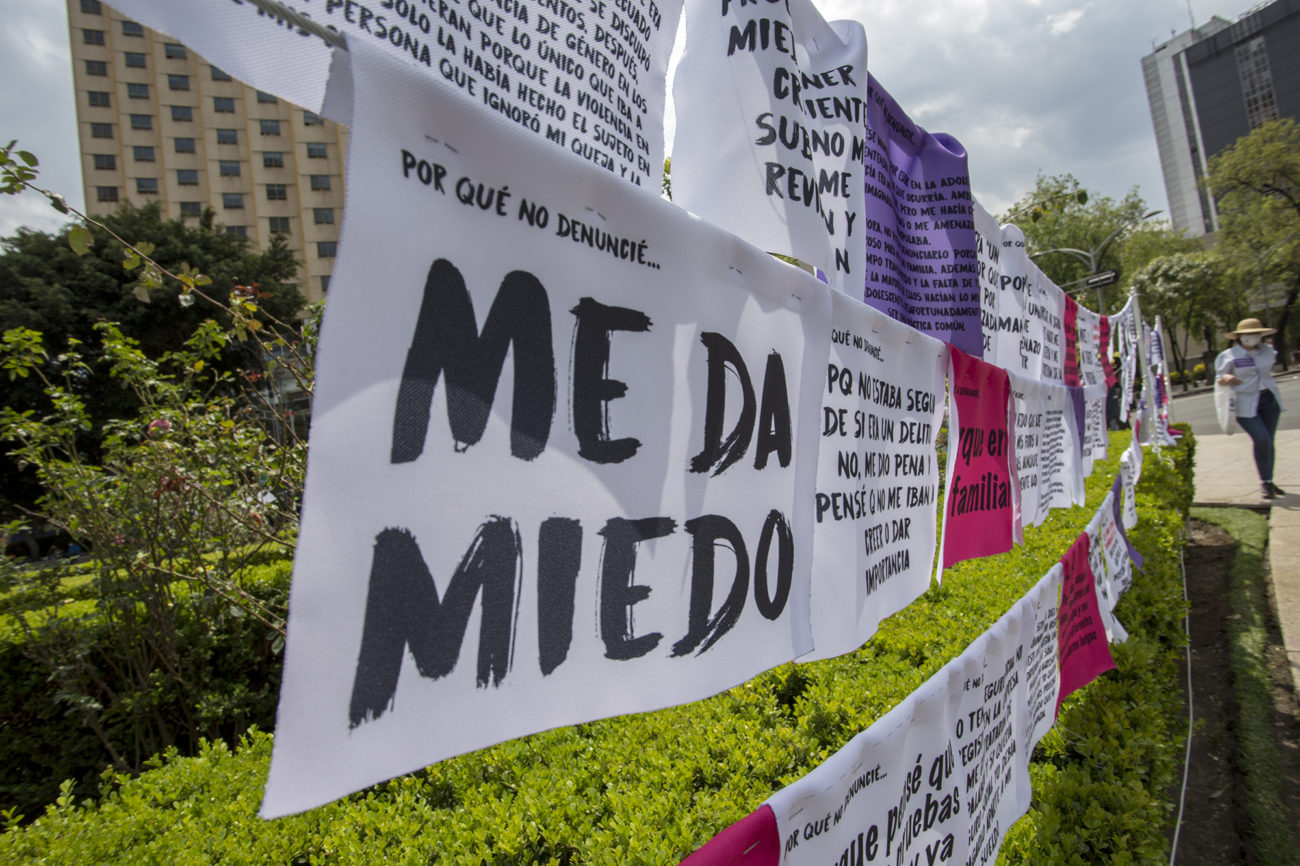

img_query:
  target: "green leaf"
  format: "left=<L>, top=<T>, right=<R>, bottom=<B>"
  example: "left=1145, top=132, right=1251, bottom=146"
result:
left=68, top=225, right=94, bottom=256
left=17, top=150, right=37, bottom=167
left=132, top=285, right=152, bottom=304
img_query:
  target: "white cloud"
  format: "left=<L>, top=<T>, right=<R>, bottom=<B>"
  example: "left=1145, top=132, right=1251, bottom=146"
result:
left=1047, top=8, right=1085, bottom=36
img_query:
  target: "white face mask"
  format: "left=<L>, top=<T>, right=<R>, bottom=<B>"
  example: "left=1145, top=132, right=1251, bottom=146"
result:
left=1240, top=334, right=1262, bottom=349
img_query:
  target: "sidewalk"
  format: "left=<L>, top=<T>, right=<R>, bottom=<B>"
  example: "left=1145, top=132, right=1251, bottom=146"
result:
left=1192, top=429, right=1300, bottom=691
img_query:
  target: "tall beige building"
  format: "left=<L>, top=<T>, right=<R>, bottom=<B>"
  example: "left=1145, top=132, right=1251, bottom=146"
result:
left=66, top=0, right=347, bottom=302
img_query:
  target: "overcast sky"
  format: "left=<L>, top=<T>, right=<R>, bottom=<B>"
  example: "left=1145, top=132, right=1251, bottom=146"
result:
left=0, top=0, right=1261, bottom=239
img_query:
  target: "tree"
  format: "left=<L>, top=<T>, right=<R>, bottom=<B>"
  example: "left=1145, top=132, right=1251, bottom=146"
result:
left=1207, top=118, right=1300, bottom=367
left=1129, top=251, right=1226, bottom=387
left=1000, top=174, right=1160, bottom=313
left=0, top=203, right=304, bottom=513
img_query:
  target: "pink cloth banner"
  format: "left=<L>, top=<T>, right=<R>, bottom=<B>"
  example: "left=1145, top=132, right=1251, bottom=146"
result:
left=680, top=805, right=780, bottom=866
left=1062, top=295, right=1081, bottom=387
left=1056, top=533, right=1115, bottom=711
left=941, top=347, right=1016, bottom=571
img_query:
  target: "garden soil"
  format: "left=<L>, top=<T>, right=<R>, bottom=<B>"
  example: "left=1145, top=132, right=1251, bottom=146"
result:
left=1173, top=519, right=1300, bottom=865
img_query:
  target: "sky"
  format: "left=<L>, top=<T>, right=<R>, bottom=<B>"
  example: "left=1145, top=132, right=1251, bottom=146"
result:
left=0, top=0, right=1265, bottom=239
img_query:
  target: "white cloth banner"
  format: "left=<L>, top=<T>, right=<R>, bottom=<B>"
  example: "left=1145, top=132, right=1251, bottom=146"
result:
left=764, top=568, right=1061, bottom=866
left=109, top=0, right=683, bottom=190
left=1076, top=305, right=1105, bottom=389
left=1084, top=381, right=1110, bottom=464
left=1085, top=514, right=1127, bottom=644
left=975, top=199, right=1003, bottom=361
left=995, top=225, right=1034, bottom=376
left=1119, top=449, right=1140, bottom=530
left=1010, top=373, right=1048, bottom=529
left=806, top=292, right=946, bottom=661
left=1039, top=382, right=1085, bottom=513
left=1098, top=492, right=1134, bottom=604
left=671, top=0, right=867, bottom=290
left=262, top=41, right=833, bottom=817
left=1030, top=268, right=1066, bottom=384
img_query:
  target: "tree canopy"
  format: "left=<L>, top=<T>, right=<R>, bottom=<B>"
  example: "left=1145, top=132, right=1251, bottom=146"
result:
left=999, top=174, right=1163, bottom=314
left=0, top=202, right=304, bottom=514
left=1207, top=118, right=1300, bottom=366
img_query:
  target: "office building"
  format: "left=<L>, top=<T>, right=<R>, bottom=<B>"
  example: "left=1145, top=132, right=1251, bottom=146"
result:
left=1141, top=0, right=1300, bottom=236
left=65, top=0, right=347, bottom=301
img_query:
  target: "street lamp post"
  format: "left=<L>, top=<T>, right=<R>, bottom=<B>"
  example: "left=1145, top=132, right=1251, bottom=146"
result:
left=1029, top=209, right=1162, bottom=313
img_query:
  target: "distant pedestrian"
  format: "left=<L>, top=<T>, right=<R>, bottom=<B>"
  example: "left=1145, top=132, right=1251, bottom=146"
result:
left=1216, top=318, right=1286, bottom=499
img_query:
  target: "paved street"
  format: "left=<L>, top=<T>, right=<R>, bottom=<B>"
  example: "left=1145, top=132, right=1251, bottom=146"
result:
left=1170, top=371, right=1300, bottom=437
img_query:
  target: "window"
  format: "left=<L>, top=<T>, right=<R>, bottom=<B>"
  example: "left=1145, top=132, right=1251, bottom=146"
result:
left=265, top=183, right=287, bottom=201
left=82, top=29, right=105, bottom=45
left=174, top=137, right=195, bottom=154
left=319, top=275, right=331, bottom=293
left=81, top=0, right=102, bottom=13
left=127, top=82, right=149, bottom=99
left=87, top=90, right=110, bottom=107
left=210, top=66, right=232, bottom=81
left=176, top=169, right=198, bottom=185
left=309, top=174, right=330, bottom=191
left=268, top=216, right=290, bottom=233
left=124, top=52, right=147, bottom=68
left=171, top=105, right=193, bottom=122
left=313, top=207, right=334, bottom=225
left=179, top=201, right=201, bottom=217
left=215, top=128, right=237, bottom=144
left=213, top=96, right=235, bottom=113
left=90, top=122, right=113, bottom=139
left=262, top=151, right=284, bottom=168
left=222, top=193, right=244, bottom=209
left=85, top=59, right=107, bottom=76
left=256, top=90, right=278, bottom=104
left=96, top=186, right=118, bottom=202
left=226, top=225, right=247, bottom=238
left=167, top=74, right=189, bottom=91
left=136, top=178, right=158, bottom=194
left=121, top=21, right=143, bottom=36
left=259, top=119, right=281, bottom=136
left=303, top=111, right=323, bottom=126
left=305, top=141, right=327, bottom=158
left=132, top=145, right=155, bottom=162
left=92, top=154, right=116, bottom=170
left=164, top=43, right=186, bottom=59
left=129, top=114, right=152, bottom=130
left=316, top=241, right=337, bottom=258
left=219, top=160, right=241, bottom=177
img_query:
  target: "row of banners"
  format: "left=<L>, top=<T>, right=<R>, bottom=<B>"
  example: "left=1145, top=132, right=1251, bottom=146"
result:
left=104, top=0, right=1178, bottom=837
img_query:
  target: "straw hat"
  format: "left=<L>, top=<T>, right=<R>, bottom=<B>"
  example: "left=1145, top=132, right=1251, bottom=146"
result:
left=1226, top=317, right=1277, bottom=338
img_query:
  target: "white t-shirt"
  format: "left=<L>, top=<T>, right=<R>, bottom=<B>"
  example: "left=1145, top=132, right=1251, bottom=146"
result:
left=1215, top=343, right=1283, bottom=417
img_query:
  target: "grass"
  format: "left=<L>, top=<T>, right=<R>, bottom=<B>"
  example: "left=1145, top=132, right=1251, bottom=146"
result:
left=1190, top=506, right=1299, bottom=866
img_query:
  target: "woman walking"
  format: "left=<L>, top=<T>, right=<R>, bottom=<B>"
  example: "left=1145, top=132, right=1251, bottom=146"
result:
left=1216, top=318, right=1286, bottom=498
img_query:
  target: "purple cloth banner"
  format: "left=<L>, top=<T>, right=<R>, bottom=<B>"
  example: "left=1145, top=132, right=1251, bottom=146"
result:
left=1108, top=476, right=1145, bottom=571
left=860, top=74, right=982, bottom=356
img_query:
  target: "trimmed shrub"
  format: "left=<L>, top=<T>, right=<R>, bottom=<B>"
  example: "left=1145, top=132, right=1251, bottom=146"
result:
left=0, top=431, right=1193, bottom=863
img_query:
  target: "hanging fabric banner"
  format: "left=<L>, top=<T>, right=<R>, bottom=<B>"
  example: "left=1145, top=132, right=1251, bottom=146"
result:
left=1055, top=533, right=1116, bottom=711
left=1083, top=382, right=1110, bottom=465
left=1076, top=305, right=1105, bottom=389
left=807, top=293, right=947, bottom=661
left=686, top=568, right=1064, bottom=866
left=859, top=75, right=982, bottom=357
left=994, top=224, right=1034, bottom=376
left=110, top=0, right=684, bottom=191
left=1031, top=270, right=1066, bottom=384
left=1038, top=382, right=1085, bottom=513
left=1062, top=294, right=1081, bottom=387
left=1085, top=514, right=1127, bottom=644
left=671, top=0, right=867, bottom=289
left=1102, top=475, right=1144, bottom=577
left=1010, top=373, right=1048, bottom=529
left=940, top=347, right=1016, bottom=573
left=262, top=41, right=833, bottom=818
left=1099, top=315, right=1118, bottom=389
left=975, top=199, right=1003, bottom=360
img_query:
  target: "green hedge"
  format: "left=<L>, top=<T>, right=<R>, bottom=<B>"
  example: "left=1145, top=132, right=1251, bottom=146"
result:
left=0, top=431, right=1193, bottom=864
